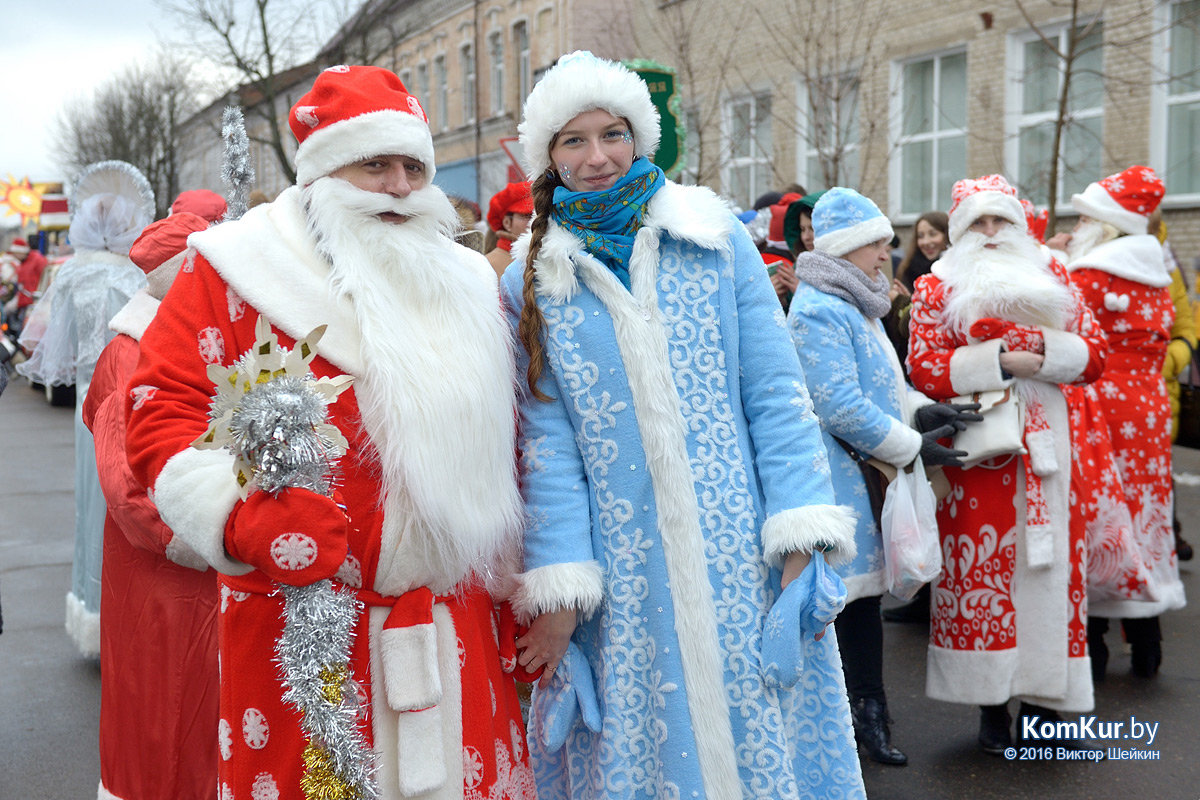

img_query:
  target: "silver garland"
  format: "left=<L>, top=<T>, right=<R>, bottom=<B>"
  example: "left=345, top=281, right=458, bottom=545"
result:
left=198, top=318, right=376, bottom=799
left=221, top=106, right=255, bottom=222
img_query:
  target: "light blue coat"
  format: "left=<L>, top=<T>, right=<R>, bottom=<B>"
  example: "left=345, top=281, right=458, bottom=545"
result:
left=787, top=280, right=930, bottom=601
left=500, top=181, right=865, bottom=800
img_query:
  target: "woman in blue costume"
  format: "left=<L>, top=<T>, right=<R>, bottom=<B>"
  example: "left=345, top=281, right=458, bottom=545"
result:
left=499, top=51, right=866, bottom=800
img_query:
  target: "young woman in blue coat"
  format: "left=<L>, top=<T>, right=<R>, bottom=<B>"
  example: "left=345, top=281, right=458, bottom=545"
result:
left=499, top=51, right=866, bottom=800
left=788, top=188, right=978, bottom=765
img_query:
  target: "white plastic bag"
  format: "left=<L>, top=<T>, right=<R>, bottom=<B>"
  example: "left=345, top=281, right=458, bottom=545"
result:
left=880, top=455, right=943, bottom=601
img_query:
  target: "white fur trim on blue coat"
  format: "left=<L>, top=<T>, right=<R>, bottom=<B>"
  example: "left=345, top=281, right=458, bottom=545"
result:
left=761, top=505, right=858, bottom=568
left=512, top=560, right=606, bottom=622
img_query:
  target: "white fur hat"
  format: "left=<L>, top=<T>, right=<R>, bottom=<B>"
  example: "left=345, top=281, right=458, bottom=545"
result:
left=811, top=187, right=894, bottom=258
left=518, top=51, right=660, bottom=180
left=1071, top=165, right=1165, bottom=236
left=946, top=174, right=1026, bottom=243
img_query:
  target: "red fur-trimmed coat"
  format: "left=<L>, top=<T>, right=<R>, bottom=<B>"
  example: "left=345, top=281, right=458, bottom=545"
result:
left=907, top=256, right=1105, bottom=711
left=124, top=189, right=534, bottom=800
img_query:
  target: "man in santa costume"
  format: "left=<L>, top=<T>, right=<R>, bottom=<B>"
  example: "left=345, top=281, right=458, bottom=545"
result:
left=125, top=65, right=535, bottom=800
left=83, top=212, right=219, bottom=800
left=1056, top=166, right=1186, bottom=680
left=907, top=174, right=1107, bottom=755
left=484, top=181, right=533, bottom=278
left=4, top=236, right=47, bottom=332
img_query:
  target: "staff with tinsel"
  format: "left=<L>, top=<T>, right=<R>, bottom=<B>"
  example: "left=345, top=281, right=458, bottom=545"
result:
left=194, top=315, right=378, bottom=800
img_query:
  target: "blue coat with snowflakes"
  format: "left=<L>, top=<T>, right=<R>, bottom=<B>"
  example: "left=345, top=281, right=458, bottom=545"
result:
left=787, top=279, right=931, bottom=602
left=500, top=181, right=865, bottom=800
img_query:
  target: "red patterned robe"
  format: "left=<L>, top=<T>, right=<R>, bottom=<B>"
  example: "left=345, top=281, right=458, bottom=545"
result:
left=908, top=253, right=1106, bottom=711
left=125, top=189, right=535, bottom=800
left=1068, top=234, right=1187, bottom=618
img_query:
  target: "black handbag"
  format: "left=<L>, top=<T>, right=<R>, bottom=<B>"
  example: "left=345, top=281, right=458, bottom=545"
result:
left=833, top=436, right=888, bottom=527
left=1175, top=337, right=1200, bottom=450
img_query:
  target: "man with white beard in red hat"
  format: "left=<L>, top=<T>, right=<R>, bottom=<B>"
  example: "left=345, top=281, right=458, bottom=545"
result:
left=124, top=65, right=535, bottom=800
left=907, top=175, right=1108, bottom=756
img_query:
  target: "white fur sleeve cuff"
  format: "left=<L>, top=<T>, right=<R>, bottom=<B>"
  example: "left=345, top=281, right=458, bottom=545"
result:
left=1037, top=328, right=1090, bottom=384
left=869, top=418, right=923, bottom=469
left=511, top=560, right=605, bottom=623
left=762, top=504, right=858, bottom=569
left=950, top=339, right=1008, bottom=395
left=153, top=447, right=253, bottom=576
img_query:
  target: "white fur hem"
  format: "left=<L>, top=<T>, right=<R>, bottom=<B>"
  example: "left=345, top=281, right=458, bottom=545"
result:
left=381, top=623, right=442, bottom=710
left=65, top=592, right=100, bottom=658
left=814, top=215, right=894, bottom=259
left=949, top=339, right=1008, bottom=394
left=1090, top=579, right=1187, bottom=619
left=871, top=417, right=923, bottom=469
left=97, top=780, right=124, bottom=800
left=843, top=570, right=886, bottom=605
left=153, top=448, right=252, bottom=576
left=926, top=644, right=1018, bottom=705
left=1037, top=328, right=1089, bottom=384
left=761, top=504, right=858, bottom=568
left=512, top=561, right=605, bottom=622
left=108, top=289, right=159, bottom=340
left=294, top=109, right=436, bottom=186
left=1016, top=657, right=1095, bottom=713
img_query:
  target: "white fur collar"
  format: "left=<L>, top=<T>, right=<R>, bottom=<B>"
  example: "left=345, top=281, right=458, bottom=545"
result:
left=108, top=289, right=160, bottom=341
left=1065, top=234, right=1170, bottom=288
left=512, top=180, right=734, bottom=302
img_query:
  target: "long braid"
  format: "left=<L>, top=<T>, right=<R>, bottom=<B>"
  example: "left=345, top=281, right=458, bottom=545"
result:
left=518, top=172, right=560, bottom=402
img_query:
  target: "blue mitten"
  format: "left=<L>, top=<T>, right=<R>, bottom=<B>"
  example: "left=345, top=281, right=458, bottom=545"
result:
left=761, top=551, right=848, bottom=689
left=532, top=640, right=602, bottom=751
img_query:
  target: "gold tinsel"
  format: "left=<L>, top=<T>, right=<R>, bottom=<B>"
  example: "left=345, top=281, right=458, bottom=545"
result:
left=300, top=743, right=362, bottom=800
left=319, top=664, right=349, bottom=705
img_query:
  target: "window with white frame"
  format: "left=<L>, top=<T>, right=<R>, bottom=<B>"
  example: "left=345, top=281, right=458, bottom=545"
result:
left=724, top=93, right=773, bottom=209
left=489, top=32, right=505, bottom=115
left=433, top=55, right=448, bottom=131
left=800, top=73, right=860, bottom=190
left=1164, top=0, right=1200, bottom=196
left=514, top=21, right=531, bottom=115
left=894, top=51, right=967, bottom=216
left=461, top=44, right=476, bottom=125
left=1011, top=22, right=1104, bottom=207
left=416, top=62, right=430, bottom=113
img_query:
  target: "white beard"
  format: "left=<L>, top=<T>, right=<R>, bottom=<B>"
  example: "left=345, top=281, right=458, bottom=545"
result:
left=1066, top=219, right=1117, bottom=264
left=938, top=225, right=1076, bottom=336
left=303, top=177, right=522, bottom=594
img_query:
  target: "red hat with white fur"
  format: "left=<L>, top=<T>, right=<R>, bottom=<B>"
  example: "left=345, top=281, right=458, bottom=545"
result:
left=9, top=237, right=29, bottom=255
left=486, top=182, right=534, bottom=232
left=290, top=65, right=435, bottom=186
left=1070, top=165, right=1164, bottom=236
left=129, top=213, right=209, bottom=274
left=946, top=174, right=1026, bottom=243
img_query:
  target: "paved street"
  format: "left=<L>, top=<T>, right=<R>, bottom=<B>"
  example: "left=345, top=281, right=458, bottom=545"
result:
left=2, top=372, right=1198, bottom=799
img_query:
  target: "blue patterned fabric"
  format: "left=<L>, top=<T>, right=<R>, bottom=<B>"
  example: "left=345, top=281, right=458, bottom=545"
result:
left=552, top=157, right=665, bottom=289
left=761, top=551, right=848, bottom=689
left=788, top=282, right=928, bottom=602
left=500, top=185, right=865, bottom=800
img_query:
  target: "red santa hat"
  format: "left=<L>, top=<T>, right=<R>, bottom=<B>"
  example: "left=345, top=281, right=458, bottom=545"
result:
left=8, top=238, right=29, bottom=255
left=946, top=174, right=1026, bottom=243
left=518, top=51, right=660, bottom=180
left=1071, top=165, right=1164, bottom=236
left=129, top=213, right=209, bottom=274
left=486, top=182, right=534, bottom=232
left=290, top=65, right=435, bottom=187
left=171, top=190, right=227, bottom=223
left=767, top=192, right=803, bottom=248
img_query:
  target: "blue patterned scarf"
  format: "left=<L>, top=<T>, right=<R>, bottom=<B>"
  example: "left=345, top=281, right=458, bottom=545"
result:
left=552, top=157, right=665, bottom=290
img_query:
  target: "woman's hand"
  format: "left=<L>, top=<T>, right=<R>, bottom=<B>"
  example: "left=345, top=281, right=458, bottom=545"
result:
left=771, top=263, right=798, bottom=301
left=890, top=279, right=910, bottom=302
left=999, top=350, right=1044, bottom=378
left=516, top=607, right=578, bottom=688
left=781, top=550, right=825, bottom=640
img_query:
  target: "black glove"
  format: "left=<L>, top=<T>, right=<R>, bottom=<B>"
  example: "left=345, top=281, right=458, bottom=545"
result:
left=915, top=401, right=983, bottom=434
left=918, top=424, right=968, bottom=467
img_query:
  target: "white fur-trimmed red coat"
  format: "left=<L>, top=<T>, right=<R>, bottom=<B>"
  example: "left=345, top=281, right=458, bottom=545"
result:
left=124, top=187, right=534, bottom=800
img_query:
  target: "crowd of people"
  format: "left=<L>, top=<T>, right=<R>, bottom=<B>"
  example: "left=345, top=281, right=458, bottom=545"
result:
left=2, top=50, right=1193, bottom=800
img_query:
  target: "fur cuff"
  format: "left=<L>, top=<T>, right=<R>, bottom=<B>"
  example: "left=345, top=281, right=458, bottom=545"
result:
left=381, top=623, right=442, bottom=711
left=165, top=534, right=211, bottom=572
left=762, top=504, right=858, bottom=569
left=511, top=561, right=605, bottom=623
left=1037, top=328, right=1089, bottom=384
left=871, top=417, right=923, bottom=469
left=950, top=339, right=1009, bottom=394
left=154, top=448, right=253, bottom=576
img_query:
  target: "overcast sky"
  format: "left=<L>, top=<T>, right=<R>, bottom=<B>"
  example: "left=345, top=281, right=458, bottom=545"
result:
left=1, top=0, right=175, bottom=184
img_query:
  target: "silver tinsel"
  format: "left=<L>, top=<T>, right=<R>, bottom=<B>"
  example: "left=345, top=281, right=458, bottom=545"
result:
left=221, top=106, right=255, bottom=222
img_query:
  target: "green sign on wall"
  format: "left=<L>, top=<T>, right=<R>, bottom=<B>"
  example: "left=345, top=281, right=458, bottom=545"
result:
left=623, top=59, right=685, bottom=178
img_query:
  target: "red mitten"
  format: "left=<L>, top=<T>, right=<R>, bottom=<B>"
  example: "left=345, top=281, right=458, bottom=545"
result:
left=497, top=601, right=545, bottom=683
left=969, top=318, right=1045, bottom=354
left=225, top=488, right=349, bottom=586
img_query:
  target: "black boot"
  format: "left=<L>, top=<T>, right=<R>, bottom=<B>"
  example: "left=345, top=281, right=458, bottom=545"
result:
left=1088, top=616, right=1109, bottom=683
left=1124, top=617, right=1163, bottom=678
left=881, top=584, right=930, bottom=623
left=978, top=703, right=1012, bottom=755
left=852, top=697, right=908, bottom=765
left=1174, top=515, right=1193, bottom=562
